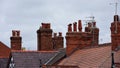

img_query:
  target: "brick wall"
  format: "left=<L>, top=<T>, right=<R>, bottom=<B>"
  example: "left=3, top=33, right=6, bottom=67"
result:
left=37, top=23, right=53, bottom=51
left=66, top=20, right=99, bottom=56
left=37, top=23, right=64, bottom=51
left=52, top=32, right=64, bottom=50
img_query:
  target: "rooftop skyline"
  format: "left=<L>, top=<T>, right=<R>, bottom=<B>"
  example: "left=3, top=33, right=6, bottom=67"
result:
left=0, top=0, right=119, bottom=50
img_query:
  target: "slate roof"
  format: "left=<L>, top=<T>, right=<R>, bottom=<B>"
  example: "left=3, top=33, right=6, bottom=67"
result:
left=59, top=45, right=120, bottom=68
left=45, top=48, right=66, bottom=65
left=0, top=41, right=11, bottom=68
left=10, top=50, right=58, bottom=68
left=0, top=58, right=9, bottom=68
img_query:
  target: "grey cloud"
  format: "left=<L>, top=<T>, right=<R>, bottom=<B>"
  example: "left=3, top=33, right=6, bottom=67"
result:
left=0, top=0, right=118, bottom=50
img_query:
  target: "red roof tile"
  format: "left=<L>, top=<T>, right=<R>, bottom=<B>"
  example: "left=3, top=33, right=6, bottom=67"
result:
left=59, top=46, right=112, bottom=68
left=0, top=41, right=11, bottom=58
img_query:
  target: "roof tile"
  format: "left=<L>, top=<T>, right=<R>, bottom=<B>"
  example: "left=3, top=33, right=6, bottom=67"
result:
left=59, top=46, right=112, bottom=68
left=0, top=41, right=11, bottom=58
left=10, top=50, right=58, bottom=68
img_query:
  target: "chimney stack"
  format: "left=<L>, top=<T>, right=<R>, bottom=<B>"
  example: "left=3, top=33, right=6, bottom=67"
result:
left=10, top=30, right=22, bottom=50
left=68, top=24, right=72, bottom=32
left=114, top=15, right=119, bottom=22
left=88, top=23, right=92, bottom=27
left=66, top=19, right=99, bottom=56
left=54, top=33, right=57, bottom=37
left=73, top=22, right=77, bottom=32
left=93, top=22, right=96, bottom=27
left=111, top=15, right=120, bottom=51
left=78, top=20, right=82, bottom=32
left=52, top=32, right=64, bottom=50
left=59, top=32, right=62, bottom=37
left=37, top=23, right=53, bottom=51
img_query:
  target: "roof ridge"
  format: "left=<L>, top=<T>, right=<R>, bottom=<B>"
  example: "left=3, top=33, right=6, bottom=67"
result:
left=11, top=50, right=58, bottom=52
left=0, top=41, right=10, bottom=49
left=79, top=45, right=111, bottom=51
left=0, top=56, right=9, bottom=58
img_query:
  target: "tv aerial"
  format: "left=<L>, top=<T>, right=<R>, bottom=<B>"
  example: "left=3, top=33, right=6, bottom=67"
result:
left=110, top=0, right=119, bottom=15
left=83, top=15, right=95, bottom=27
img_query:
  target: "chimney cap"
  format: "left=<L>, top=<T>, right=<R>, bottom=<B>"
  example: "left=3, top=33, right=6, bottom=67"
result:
left=114, top=15, right=119, bottom=21
left=12, top=30, right=20, bottom=37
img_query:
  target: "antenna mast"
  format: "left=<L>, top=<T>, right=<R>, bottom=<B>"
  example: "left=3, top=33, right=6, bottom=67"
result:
left=110, top=0, right=119, bottom=15
left=110, top=0, right=119, bottom=33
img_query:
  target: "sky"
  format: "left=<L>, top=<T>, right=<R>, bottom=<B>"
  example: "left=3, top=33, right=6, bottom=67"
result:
left=0, top=0, right=120, bottom=50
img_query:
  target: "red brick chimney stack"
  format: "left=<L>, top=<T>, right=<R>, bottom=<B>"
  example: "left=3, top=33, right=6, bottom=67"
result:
left=88, top=23, right=92, bottom=27
left=52, top=32, right=64, bottom=50
left=73, top=22, right=77, bottom=32
left=85, top=20, right=99, bottom=46
left=37, top=23, right=53, bottom=51
left=114, top=15, right=119, bottom=22
left=10, top=30, right=22, bottom=50
left=78, top=20, right=82, bottom=32
left=12, top=31, right=16, bottom=36
left=68, top=24, right=72, bottom=32
left=66, top=19, right=99, bottom=56
left=42, top=23, right=50, bottom=29
left=59, top=32, right=62, bottom=37
left=85, top=23, right=92, bottom=32
left=54, top=33, right=57, bottom=37
left=111, top=15, right=120, bottom=51
left=37, top=23, right=64, bottom=51
left=66, top=20, right=92, bottom=56
left=12, top=30, right=20, bottom=36
left=93, top=22, right=96, bottom=27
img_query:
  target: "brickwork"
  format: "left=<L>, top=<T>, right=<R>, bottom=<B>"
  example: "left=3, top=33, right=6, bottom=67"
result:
left=52, top=32, right=64, bottom=50
left=37, top=23, right=53, bottom=51
left=78, top=20, right=82, bottom=32
left=37, top=23, right=64, bottom=51
left=85, top=22, right=99, bottom=46
left=68, top=24, right=72, bottom=32
left=10, top=30, right=22, bottom=50
left=110, top=15, right=120, bottom=51
left=66, top=20, right=99, bottom=56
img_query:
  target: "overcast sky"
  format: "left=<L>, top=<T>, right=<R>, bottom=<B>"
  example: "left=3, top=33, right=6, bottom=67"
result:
left=0, top=0, right=120, bottom=50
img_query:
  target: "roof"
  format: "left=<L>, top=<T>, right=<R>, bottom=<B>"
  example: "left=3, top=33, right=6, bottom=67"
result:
left=45, top=48, right=66, bottom=65
left=0, top=58, right=9, bottom=68
left=59, top=46, right=114, bottom=68
left=10, top=50, right=58, bottom=68
left=0, top=41, right=11, bottom=58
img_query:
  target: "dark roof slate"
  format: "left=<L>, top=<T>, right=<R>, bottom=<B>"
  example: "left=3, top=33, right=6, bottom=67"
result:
left=11, top=50, right=58, bottom=68
left=0, top=58, right=9, bottom=68
left=45, top=48, right=66, bottom=65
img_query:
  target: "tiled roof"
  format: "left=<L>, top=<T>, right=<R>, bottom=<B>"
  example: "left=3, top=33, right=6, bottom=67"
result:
left=0, top=58, right=9, bottom=68
left=10, top=50, right=58, bottom=68
left=115, top=50, right=120, bottom=63
left=45, top=48, right=66, bottom=65
left=59, top=46, right=113, bottom=68
left=0, top=41, right=11, bottom=58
